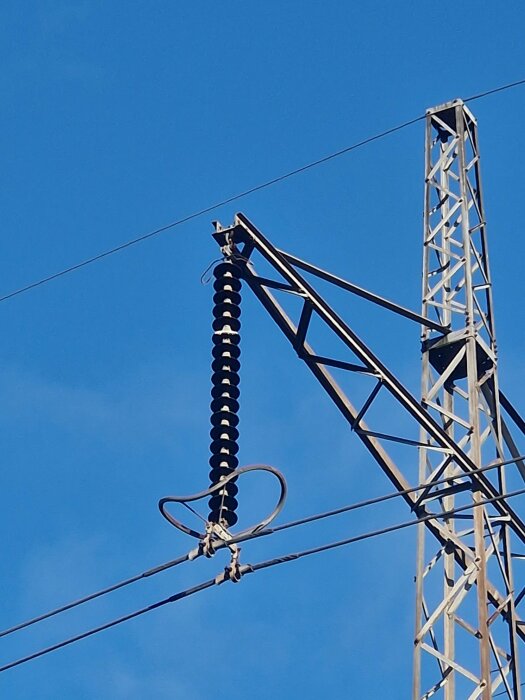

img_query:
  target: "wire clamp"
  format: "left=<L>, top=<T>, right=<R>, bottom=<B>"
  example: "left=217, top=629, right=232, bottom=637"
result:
left=215, top=544, right=243, bottom=585
left=226, top=544, right=243, bottom=583
left=200, top=520, right=233, bottom=558
left=212, top=222, right=237, bottom=258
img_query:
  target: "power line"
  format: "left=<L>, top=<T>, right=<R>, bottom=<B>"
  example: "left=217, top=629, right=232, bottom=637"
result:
left=463, top=77, right=525, bottom=103
left=1, top=77, right=524, bottom=306
left=0, top=577, right=217, bottom=674
left=243, top=481, right=525, bottom=575
left=0, top=117, right=423, bottom=304
left=2, top=455, right=522, bottom=642
left=0, top=553, right=190, bottom=640
left=3, top=478, right=525, bottom=674
left=234, top=456, right=524, bottom=547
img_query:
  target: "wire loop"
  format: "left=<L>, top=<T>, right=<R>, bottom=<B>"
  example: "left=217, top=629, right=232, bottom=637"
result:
left=158, top=464, right=287, bottom=541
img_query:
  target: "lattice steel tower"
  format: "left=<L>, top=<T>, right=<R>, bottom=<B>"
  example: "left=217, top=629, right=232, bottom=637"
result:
left=414, top=99, right=523, bottom=699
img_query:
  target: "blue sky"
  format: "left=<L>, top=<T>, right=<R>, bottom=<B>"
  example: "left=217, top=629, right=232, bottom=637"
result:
left=0, top=2, right=524, bottom=698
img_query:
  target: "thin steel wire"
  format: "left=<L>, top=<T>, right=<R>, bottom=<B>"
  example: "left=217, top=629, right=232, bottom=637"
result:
left=0, top=117, right=423, bottom=305
left=463, top=77, right=525, bottom=103
left=0, top=578, right=216, bottom=673
left=1, top=76, right=524, bottom=306
left=243, top=482, right=525, bottom=574
left=0, top=553, right=190, bottom=640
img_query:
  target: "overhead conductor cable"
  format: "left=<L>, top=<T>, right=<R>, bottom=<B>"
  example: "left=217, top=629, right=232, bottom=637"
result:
left=2, top=455, right=523, bottom=641
left=1, top=77, right=524, bottom=305
left=4, top=479, right=525, bottom=674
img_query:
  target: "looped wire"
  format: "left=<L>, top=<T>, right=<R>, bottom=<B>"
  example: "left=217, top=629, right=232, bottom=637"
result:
left=200, top=251, right=251, bottom=286
left=200, top=257, right=223, bottom=285
left=159, top=464, right=287, bottom=542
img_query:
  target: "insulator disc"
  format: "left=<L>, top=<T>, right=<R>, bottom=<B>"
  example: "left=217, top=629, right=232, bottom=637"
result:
left=208, top=509, right=238, bottom=527
left=211, top=357, right=241, bottom=373
left=212, top=316, right=241, bottom=333
left=209, top=453, right=239, bottom=471
left=214, top=480, right=238, bottom=497
left=210, top=414, right=239, bottom=431
left=212, top=345, right=240, bottom=361
left=211, top=382, right=240, bottom=399
left=213, top=276, right=241, bottom=294
left=211, top=367, right=240, bottom=383
left=210, top=467, right=239, bottom=486
left=213, top=268, right=241, bottom=281
left=210, top=379, right=239, bottom=391
left=212, top=304, right=241, bottom=321
left=212, top=332, right=240, bottom=346
left=209, top=482, right=237, bottom=495
left=213, top=290, right=241, bottom=307
left=212, top=364, right=240, bottom=378
left=209, top=438, right=240, bottom=455
left=213, top=261, right=239, bottom=277
left=210, top=397, right=240, bottom=415
left=210, top=425, right=240, bottom=442
left=212, top=343, right=241, bottom=360
left=208, top=495, right=238, bottom=512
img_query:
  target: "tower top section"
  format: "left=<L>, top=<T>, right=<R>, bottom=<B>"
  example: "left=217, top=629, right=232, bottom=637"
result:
left=426, top=98, right=477, bottom=132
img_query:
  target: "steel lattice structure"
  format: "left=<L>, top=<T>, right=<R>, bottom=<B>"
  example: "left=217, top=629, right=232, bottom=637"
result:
left=414, top=100, right=524, bottom=700
left=211, top=99, right=525, bottom=699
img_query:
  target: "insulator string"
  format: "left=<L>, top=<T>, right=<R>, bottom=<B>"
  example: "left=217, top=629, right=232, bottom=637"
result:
left=208, top=261, right=242, bottom=527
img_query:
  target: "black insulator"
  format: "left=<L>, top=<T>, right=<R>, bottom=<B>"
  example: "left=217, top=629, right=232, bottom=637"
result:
left=212, top=332, right=240, bottom=346
left=210, top=481, right=239, bottom=497
left=211, top=347, right=240, bottom=361
left=210, top=398, right=240, bottom=419
left=209, top=453, right=239, bottom=471
left=209, top=467, right=238, bottom=484
left=208, top=261, right=242, bottom=527
left=212, top=302, right=241, bottom=320
left=209, top=495, right=238, bottom=513
left=212, top=343, right=241, bottom=360
left=211, top=382, right=240, bottom=400
left=210, top=425, right=240, bottom=442
left=209, top=438, right=239, bottom=455
left=213, top=290, right=241, bottom=307
left=210, top=411, right=239, bottom=429
left=211, top=369, right=240, bottom=387
left=209, top=509, right=238, bottom=527
left=211, top=357, right=241, bottom=373
left=213, top=267, right=242, bottom=293
left=212, top=316, right=240, bottom=333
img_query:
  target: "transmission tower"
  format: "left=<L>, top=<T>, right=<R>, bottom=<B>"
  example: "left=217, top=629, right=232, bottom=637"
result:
left=414, top=99, right=523, bottom=699
left=211, top=99, right=525, bottom=699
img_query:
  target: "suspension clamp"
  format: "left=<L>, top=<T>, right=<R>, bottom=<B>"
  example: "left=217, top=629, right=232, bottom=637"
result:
left=200, top=520, right=233, bottom=558
left=215, top=544, right=244, bottom=585
left=212, top=221, right=238, bottom=258
left=196, top=519, right=245, bottom=583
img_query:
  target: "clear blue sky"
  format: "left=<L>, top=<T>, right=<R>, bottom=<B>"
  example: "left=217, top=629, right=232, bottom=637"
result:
left=1, top=2, right=524, bottom=698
